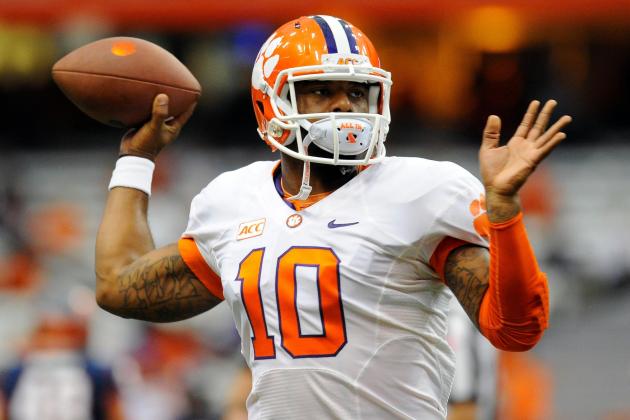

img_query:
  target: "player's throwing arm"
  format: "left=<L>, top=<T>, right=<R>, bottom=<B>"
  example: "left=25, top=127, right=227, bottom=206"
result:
left=94, top=95, right=221, bottom=322
left=50, top=38, right=220, bottom=322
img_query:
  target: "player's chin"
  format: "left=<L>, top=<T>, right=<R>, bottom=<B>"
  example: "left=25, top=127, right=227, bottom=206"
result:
left=309, top=145, right=365, bottom=176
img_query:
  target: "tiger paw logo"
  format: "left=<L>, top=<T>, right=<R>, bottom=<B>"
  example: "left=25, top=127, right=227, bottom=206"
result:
left=251, top=35, right=283, bottom=91
left=469, top=194, right=490, bottom=239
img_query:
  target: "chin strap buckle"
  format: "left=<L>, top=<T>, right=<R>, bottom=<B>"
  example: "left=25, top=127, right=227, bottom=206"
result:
left=289, top=183, right=312, bottom=201
left=286, top=157, right=312, bottom=201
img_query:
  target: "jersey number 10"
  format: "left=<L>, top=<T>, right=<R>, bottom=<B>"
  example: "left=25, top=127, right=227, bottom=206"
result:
left=236, top=247, right=347, bottom=359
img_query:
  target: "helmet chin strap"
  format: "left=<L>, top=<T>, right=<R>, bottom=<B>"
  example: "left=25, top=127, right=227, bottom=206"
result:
left=285, top=116, right=370, bottom=201
left=284, top=119, right=313, bottom=201
left=285, top=147, right=313, bottom=201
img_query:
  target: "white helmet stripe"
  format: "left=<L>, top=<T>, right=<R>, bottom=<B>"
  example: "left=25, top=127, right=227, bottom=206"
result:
left=319, top=15, right=351, bottom=54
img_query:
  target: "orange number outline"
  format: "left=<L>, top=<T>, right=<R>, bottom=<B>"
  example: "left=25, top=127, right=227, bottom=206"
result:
left=235, top=248, right=276, bottom=359
left=276, top=246, right=347, bottom=358
left=236, top=246, right=347, bottom=359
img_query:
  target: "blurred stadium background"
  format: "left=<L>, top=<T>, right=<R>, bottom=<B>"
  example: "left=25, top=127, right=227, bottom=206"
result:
left=1, top=1, right=630, bottom=419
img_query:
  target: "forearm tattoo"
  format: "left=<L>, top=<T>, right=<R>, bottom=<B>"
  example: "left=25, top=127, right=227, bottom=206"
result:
left=118, top=254, right=219, bottom=322
left=444, top=246, right=490, bottom=327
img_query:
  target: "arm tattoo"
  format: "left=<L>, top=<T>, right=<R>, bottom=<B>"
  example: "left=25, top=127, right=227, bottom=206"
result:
left=444, top=246, right=490, bottom=328
left=118, top=254, right=220, bottom=322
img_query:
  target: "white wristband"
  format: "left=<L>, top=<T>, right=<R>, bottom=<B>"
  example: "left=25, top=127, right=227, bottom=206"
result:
left=108, top=156, right=155, bottom=196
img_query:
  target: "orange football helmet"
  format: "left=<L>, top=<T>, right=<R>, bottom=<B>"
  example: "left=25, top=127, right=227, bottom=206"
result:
left=251, top=15, right=392, bottom=169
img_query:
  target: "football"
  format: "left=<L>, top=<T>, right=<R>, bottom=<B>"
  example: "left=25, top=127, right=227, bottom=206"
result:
left=52, top=37, right=201, bottom=128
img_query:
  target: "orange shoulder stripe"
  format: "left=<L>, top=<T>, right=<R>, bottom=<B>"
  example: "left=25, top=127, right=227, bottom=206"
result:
left=429, top=236, right=471, bottom=281
left=178, top=238, right=224, bottom=300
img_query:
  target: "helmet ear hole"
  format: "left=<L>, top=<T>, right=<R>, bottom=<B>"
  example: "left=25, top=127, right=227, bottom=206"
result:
left=256, top=100, right=265, bottom=115
left=253, top=100, right=267, bottom=134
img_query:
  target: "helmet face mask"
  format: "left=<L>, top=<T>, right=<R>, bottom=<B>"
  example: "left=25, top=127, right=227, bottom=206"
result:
left=251, top=15, right=392, bottom=167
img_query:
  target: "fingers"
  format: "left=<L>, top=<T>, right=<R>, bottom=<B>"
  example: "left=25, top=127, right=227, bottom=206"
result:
left=530, top=114, right=571, bottom=164
left=527, top=100, right=557, bottom=140
left=514, top=100, right=540, bottom=138
left=534, top=115, right=572, bottom=147
left=149, top=94, right=170, bottom=130
left=121, top=127, right=138, bottom=142
left=481, top=115, right=502, bottom=150
left=536, top=131, right=567, bottom=161
left=172, top=101, right=197, bottom=127
left=162, top=101, right=197, bottom=141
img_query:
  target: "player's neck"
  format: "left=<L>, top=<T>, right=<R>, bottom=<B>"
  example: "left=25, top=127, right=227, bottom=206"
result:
left=280, top=154, right=356, bottom=196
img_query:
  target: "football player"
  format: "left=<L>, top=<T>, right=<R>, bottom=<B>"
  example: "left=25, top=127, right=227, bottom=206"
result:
left=95, top=15, right=571, bottom=419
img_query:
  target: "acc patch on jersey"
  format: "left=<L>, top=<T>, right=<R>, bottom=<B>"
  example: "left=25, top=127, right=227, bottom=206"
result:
left=237, top=218, right=266, bottom=240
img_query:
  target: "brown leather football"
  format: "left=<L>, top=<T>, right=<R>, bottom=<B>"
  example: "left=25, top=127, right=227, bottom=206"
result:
left=52, top=37, right=201, bottom=128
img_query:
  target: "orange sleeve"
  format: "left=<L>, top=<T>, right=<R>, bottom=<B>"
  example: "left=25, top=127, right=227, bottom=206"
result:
left=478, top=213, right=549, bottom=351
left=178, top=238, right=224, bottom=300
left=429, top=236, right=472, bottom=281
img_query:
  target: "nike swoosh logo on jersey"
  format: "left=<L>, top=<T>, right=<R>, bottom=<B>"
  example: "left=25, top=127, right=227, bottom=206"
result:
left=327, top=219, right=359, bottom=229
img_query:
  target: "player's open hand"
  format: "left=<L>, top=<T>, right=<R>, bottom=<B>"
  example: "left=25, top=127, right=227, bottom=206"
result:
left=119, top=94, right=196, bottom=161
left=479, top=100, right=572, bottom=199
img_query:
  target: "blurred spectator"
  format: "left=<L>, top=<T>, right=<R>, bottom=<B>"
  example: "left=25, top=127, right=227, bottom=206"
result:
left=0, top=314, right=123, bottom=420
left=221, top=365, right=250, bottom=420
left=0, top=172, right=41, bottom=295
left=116, top=326, right=213, bottom=420
left=519, top=165, right=558, bottom=258
left=496, top=352, right=552, bottom=420
left=447, top=301, right=498, bottom=420
left=0, top=170, right=42, bottom=370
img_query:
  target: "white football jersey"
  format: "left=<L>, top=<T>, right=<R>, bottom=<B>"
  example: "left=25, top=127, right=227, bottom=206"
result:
left=181, top=156, right=488, bottom=420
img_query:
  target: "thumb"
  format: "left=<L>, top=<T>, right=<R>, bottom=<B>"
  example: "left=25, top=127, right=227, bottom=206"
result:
left=481, top=115, right=501, bottom=150
left=149, top=94, right=170, bottom=130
